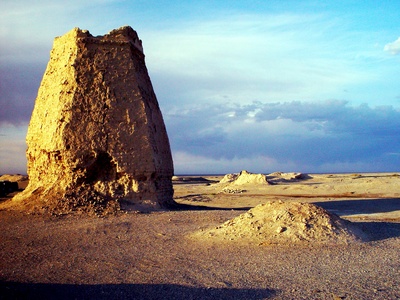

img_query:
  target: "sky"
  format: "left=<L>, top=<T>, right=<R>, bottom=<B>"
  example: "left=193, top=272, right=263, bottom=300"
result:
left=1, top=0, right=400, bottom=175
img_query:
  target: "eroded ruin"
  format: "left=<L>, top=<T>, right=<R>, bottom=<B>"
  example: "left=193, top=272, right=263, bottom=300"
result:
left=14, top=26, right=175, bottom=213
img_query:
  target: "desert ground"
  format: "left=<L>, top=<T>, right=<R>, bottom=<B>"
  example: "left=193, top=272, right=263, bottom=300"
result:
left=1, top=172, right=399, bottom=299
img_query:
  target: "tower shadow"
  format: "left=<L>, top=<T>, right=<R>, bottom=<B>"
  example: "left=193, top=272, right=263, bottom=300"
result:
left=0, top=282, right=276, bottom=300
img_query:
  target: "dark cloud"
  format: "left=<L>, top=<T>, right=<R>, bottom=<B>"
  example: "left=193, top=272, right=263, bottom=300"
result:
left=0, top=62, right=45, bottom=125
left=164, top=100, right=400, bottom=172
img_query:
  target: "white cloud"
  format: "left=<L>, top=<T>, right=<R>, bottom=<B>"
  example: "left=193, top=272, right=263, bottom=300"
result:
left=145, top=13, right=372, bottom=106
left=384, top=37, right=400, bottom=55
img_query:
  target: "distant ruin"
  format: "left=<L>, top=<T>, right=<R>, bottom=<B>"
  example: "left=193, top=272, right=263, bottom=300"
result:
left=14, top=26, right=175, bottom=213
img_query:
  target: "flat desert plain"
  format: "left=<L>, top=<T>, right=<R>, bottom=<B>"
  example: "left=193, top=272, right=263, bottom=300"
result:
left=1, top=172, right=400, bottom=299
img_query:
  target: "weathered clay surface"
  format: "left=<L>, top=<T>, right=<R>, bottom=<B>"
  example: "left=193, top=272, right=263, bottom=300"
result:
left=14, top=26, right=174, bottom=213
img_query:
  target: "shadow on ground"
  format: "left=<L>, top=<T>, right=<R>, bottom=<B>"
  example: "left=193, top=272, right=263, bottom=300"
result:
left=170, top=202, right=252, bottom=211
left=0, top=282, right=276, bottom=300
left=315, top=198, right=400, bottom=216
left=356, top=221, right=400, bottom=241
left=315, top=198, right=400, bottom=242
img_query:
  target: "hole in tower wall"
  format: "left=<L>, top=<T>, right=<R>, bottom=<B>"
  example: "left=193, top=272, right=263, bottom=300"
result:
left=135, top=175, right=147, bottom=182
left=85, top=152, right=116, bottom=183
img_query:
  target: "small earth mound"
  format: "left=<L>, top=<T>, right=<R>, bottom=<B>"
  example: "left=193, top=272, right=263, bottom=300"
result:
left=219, top=170, right=270, bottom=185
left=193, top=201, right=367, bottom=245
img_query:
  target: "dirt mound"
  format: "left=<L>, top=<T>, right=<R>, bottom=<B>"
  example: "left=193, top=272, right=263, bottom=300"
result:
left=219, top=170, right=269, bottom=185
left=194, top=201, right=366, bottom=245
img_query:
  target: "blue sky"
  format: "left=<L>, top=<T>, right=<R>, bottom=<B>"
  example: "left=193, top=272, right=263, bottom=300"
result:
left=1, top=0, right=400, bottom=174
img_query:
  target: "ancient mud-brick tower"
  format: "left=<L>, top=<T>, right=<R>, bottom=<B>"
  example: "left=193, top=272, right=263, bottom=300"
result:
left=16, top=26, right=175, bottom=211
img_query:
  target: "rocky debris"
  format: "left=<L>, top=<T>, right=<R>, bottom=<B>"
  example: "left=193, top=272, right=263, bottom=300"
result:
left=13, top=26, right=174, bottom=214
left=220, top=188, right=246, bottom=194
left=174, top=194, right=212, bottom=202
left=193, top=201, right=367, bottom=244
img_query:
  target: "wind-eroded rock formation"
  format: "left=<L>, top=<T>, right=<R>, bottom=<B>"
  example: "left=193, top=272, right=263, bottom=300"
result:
left=15, top=26, right=175, bottom=213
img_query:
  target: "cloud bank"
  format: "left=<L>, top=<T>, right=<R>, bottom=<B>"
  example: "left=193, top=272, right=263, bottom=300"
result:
left=166, top=100, right=400, bottom=173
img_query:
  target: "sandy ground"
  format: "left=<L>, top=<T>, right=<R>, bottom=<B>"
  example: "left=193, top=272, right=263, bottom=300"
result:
left=1, top=172, right=399, bottom=299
